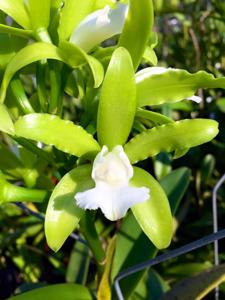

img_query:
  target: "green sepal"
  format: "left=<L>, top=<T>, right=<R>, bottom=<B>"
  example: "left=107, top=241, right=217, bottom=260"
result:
left=45, top=165, right=94, bottom=252
left=14, top=113, right=100, bottom=158
left=0, top=42, right=103, bottom=103
left=131, top=167, right=173, bottom=249
left=125, top=119, right=219, bottom=164
left=136, top=68, right=225, bottom=107
left=26, top=0, right=51, bottom=30
left=97, top=47, right=136, bottom=149
left=118, top=0, right=154, bottom=70
left=58, top=0, right=94, bottom=41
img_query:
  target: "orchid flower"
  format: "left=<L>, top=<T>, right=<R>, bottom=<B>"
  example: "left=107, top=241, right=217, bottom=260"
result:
left=75, top=145, right=149, bottom=221
left=70, top=4, right=128, bottom=52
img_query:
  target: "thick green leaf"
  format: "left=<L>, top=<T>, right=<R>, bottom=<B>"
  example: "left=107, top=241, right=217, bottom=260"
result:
left=0, top=103, right=14, bottom=134
left=0, top=42, right=103, bottom=103
left=45, top=165, right=94, bottom=252
left=118, top=0, right=154, bottom=70
left=58, top=0, right=94, bottom=41
left=0, top=0, right=30, bottom=29
left=162, top=264, right=225, bottom=300
left=136, top=68, right=225, bottom=107
left=112, top=167, right=191, bottom=299
left=8, top=283, right=92, bottom=300
left=14, top=114, right=100, bottom=158
left=97, top=47, right=136, bottom=149
left=125, top=119, right=219, bottom=164
left=131, top=167, right=173, bottom=249
left=26, top=0, right=51, bottom=30
left=160, top=167, right=191, bottom=214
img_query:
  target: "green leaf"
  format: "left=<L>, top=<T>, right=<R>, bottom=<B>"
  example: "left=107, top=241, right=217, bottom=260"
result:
left=45, top=165, right=93, bottom=252
left=26, top=0, right=51, bottom=30
left=58, top=0, right=94, bottom=41
left=136, top=108, right=173, bottom=126
left=66, top=241, right=90, bottom=284
left=8, top=283, right=92, bottom=300
left=136, top=68, right=225, bottom=107
left=118, top=0, right=154, bottom=70
left=160, top=167, right=191, bottom=214
left=97, top=47, right=136, bottom=149
left=162, top=264, right=225, bottom=300
left=14, top=114, right=100, bottom=157
left=131, top=167, right=173, bottom=249
left=0, top=41, right=104, bottom=103
left=0, top=103, right=14, bottom=134
left=125, top=119, right=219, bottom=164
left=0, top=0, right=31, bottom=29
left=0, top=143, right=24, bottom=178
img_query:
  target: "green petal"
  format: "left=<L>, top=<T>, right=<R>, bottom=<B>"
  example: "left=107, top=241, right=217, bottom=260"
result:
left=118, top=0, right=154, bottom=70
left=14, top=114, right=100, bottom=157
left=131, top=167, right=173, bottom=249
left=0, top=41, right=104, bottom=103
left=97, top=47, right=136, bottom=149
left=26, top=0, right=51, bottom=30
left=0, top=0, right=31, bottom=29
left=45, top=165, right=94, bottom=252
left=136, top=68, right=225, bottom=107
left=125, top=119, right=219, bottom=164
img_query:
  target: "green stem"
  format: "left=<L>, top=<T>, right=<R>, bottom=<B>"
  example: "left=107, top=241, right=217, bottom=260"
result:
left=36, top=62, right=49, bottom=112
left=9, top=76, right=35, bottom=114
left=0, top=24, right=33, bottom=39
left=34, top=27, right=62, bottom=115
left=80, top=212, right=106, bottom=276
left=0, top=177, right=49, bottom=203
left=48, top=61, right=62, bottom=115
left=6, top=185, right=49, bottom=203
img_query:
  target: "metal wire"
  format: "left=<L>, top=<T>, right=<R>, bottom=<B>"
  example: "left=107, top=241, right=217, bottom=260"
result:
left=15, top=202, right=87, bottom=245
left=212, top=173, right=225, bottom=300
left=114, top=228, right=225, bottom=300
